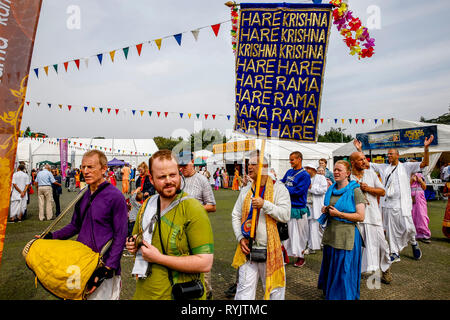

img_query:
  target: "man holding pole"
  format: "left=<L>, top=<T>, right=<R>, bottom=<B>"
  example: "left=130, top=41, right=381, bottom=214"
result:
left=231, top=150, right=290, bottom=300
left=354, top=135, right=434, bottom=262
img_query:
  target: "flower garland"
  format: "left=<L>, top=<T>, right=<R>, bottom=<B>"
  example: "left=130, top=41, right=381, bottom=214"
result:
left=330, top=0, right=375, bottom=59
left=230, top=3, right=239, bottom=55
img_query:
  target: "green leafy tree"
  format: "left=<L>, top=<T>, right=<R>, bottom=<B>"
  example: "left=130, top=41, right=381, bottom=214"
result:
left=318, top=127, right=353, bottom=143
left=153, top=136, right=184, bottom=150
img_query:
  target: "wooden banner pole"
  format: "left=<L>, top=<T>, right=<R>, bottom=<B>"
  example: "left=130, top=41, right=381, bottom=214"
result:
left=249, top=139, right=266, bottom=241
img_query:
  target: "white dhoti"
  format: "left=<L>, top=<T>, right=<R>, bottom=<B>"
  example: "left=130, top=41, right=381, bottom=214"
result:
left=234, top=261, right=285, bottom=300
left=86, top=275, right=121, bottom=300
left=308, top=219, right=323, bottom=251
left=9, top=198, right=27, bottom=219
left=382, top=207, right=417, bottom=255
left=359, top=223, right=392, bottom=273
left=283, top=215, right=309, bottom=258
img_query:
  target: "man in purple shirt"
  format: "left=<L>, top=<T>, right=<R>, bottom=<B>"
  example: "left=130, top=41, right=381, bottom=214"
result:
left=46, top=150, right=128, bottom=300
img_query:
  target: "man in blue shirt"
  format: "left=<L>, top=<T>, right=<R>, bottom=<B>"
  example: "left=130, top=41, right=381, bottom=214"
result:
left=36, top=164, right=61, bottom=221
left=281, top=151, right=311, bottom=267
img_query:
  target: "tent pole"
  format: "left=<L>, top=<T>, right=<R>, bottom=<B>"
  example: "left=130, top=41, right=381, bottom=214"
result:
left=249, top=139, right=266, bottom=244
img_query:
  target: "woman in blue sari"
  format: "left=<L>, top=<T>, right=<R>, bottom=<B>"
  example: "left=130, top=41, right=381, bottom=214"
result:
left=318, top=160, right=366, bottom=300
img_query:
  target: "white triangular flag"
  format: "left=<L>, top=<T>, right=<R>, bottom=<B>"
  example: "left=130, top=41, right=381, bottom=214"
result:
left=84, top=58, right=89, bottom=68
left=191, top=29, right=200, bottom=41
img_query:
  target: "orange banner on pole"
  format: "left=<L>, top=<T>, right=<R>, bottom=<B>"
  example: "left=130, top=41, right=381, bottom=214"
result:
left=0, top=0, right=44, bottom=266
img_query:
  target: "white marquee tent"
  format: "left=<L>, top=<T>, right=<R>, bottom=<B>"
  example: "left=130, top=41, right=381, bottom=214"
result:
left=332, top=119, right=450, bottom=181
left=16, top=138, right=159, bottom=169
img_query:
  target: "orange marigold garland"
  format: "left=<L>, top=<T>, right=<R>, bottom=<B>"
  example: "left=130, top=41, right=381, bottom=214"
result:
left=330, top=0, right=375, bottom=59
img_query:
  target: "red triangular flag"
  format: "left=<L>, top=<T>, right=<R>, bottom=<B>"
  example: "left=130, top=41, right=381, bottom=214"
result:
left=355, top=119, right=359, bottom=124
left=362, top=119, right=365, bottom=124
left=74, top=59, right=80, bottom=69
left=136, top=43, right=143, bottom=56
left=205, top=114, right=208, bottom=119
left=157, top=112, right=161, bottom=117
left=320, top=118, right=324, bottom=123
left=107, top=108, right=111, bottom=114
left=64, top=61, right=69, bottom=72
left=212, top=115, right=216, bottom=120
left=164, top=112, right=168, bottom=118
left=211, top=24, right=221, bottom=37
left=115, top=109, right=119, bottom=115
left=68, top=105, right=72, bottom=111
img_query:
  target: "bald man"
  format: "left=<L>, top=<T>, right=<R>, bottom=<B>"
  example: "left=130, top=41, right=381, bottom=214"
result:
left=350, top=152, right=392, bottom=284
left=354, top=136, right=434, bottom=262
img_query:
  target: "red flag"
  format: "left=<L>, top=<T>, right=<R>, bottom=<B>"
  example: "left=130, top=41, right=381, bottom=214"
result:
left=320, top=118, right=324, bottom=123
left=68, top=105, right=72, bottom=111
left=74, top=59, right=80, bottom=69
left=212, top=115, right=216, bottom=120
left=205, top=114, right=208, bottom=119
left=164, top=112, right=168, bottom=118
left=107, top=108, right=111, bottom=114
left=64, top=61, right=69, bottom=72
left=157, top=112, right=161, bottom=117
left=115, top=109, right=119, bottom=115
left=211, top=23, right=221, bottom=37
left=136, top=43, right=143, bottom=56
left=362, top=119, right=365, bottom=124
left=355, top=119, right=359, bottom=124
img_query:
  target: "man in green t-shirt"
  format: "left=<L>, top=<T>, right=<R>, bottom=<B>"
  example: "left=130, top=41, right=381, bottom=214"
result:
left=125, top=150, right=214, bottom=300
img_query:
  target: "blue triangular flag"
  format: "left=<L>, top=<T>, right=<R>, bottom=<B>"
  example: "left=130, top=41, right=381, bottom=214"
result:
left=174, top=33, right=182, bottom=46
left=34, top=68, right=39, bottom=78
left=132, top=110, right=136, bottom=115
left=48, top=103, right=51, bottom=108
left=84, top=106, right=88, bottom=112
left=227, top=115, right=231, bottom=120
left=374, top=119, right=378, bottom=124
left=180, top=113, right=183, bottom=118
left=334, top=119, right=338, bottom=124
left=97, top=54, right=103, bottom=65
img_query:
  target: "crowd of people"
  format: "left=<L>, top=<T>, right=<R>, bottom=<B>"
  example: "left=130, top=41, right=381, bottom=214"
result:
left=8, top=133, right=449, bottom=300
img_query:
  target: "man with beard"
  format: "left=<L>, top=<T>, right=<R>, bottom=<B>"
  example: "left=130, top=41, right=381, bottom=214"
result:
left=126, top=150, right=214, bottom=300
left=354, top=135, right=433, bottom=262
left=350, top=152, right=392, bottom=284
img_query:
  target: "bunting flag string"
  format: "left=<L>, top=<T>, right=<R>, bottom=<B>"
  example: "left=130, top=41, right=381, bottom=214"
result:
left=20, top=136, right=153, bottom=156
left=29, top=19, right=231, bottom=79
left=23, top=99, right=392, bottom=125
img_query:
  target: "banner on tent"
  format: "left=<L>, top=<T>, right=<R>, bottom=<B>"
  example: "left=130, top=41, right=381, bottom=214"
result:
left=59, top=139, right=68, bottom=179
left=356, top=125, right=438, bottom=150
left=234, top=2, right=332, bottom=142
left=212, top=140, right=256, bottom=154
left=0, top=0, right=44, bottom=266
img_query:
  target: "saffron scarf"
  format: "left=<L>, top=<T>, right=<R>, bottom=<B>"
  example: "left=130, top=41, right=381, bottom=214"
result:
left=231, top=178, right=285, bottom=300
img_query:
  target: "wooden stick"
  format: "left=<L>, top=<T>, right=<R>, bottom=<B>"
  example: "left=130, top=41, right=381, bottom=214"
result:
left=249, top=139, right=266, bottom=240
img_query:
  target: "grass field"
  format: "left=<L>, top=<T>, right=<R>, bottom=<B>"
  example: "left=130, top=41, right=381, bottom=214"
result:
left=0, top=183, right=449, bottom=300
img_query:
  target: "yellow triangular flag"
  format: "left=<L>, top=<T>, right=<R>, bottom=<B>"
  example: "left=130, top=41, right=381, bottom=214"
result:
left=341, top=119, right=345, bottom=124
left=44, top=66, right=49, bottom=76
left=110, top=50, right=116, bottom=62
left=381, top=119, right=385, bottom=124
left=58, top=104, right=62, bottom=109
left=188, top=113, right=192, bottom=119
left=140, top=110, right=144, bottom=116
left=92, top=107, right=96, bottom=112
left=155, top=39, right=162, bottom=50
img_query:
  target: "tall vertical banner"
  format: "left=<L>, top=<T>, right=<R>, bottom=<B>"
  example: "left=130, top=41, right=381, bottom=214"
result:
left=60, top=139, right=68, bottom=179
left=0, top=0, right=43, bottom=266
left=234, top=3, right=332, bottom=141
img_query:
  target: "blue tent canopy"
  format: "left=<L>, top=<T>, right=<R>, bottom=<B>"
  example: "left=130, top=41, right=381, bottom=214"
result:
left=107, top=158, right=127, bottom=166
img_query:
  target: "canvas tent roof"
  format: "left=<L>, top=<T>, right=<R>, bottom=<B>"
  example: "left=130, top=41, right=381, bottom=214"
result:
left=333, top=119, right=450, bottom=157
left=18, top=138, right=158, bottom=169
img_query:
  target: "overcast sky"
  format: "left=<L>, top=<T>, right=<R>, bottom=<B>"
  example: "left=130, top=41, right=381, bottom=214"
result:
left=21, top=0, right=450, bottom=140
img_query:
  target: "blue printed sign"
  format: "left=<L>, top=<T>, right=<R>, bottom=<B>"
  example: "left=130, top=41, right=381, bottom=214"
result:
left=234, top=3, right=333, bottom=142
left=356, top=125, right=438, bottom=150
